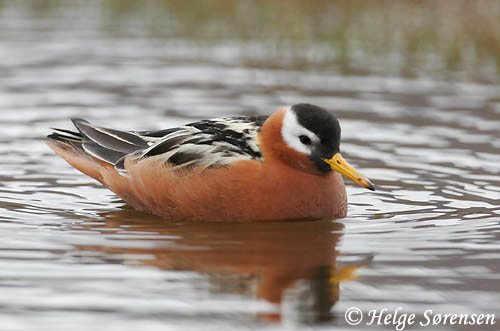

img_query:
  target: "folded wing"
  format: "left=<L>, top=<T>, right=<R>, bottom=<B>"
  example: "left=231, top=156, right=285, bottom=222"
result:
left=47, top=115, right=267, bottom=174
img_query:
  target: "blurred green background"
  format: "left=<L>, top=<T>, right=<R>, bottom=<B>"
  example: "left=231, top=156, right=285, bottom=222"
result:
left=2, top=0, right=500, bottom=82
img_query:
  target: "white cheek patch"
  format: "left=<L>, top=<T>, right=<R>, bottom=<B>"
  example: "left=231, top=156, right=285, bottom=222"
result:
left=281, top=108, right=319, bottom=155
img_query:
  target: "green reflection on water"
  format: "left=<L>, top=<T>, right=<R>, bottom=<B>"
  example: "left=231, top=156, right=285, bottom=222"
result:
left=1, top=0, right=500, bottom=80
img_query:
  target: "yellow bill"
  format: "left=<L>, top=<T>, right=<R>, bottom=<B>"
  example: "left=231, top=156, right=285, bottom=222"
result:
left=323, top=153, right=375, bottom=191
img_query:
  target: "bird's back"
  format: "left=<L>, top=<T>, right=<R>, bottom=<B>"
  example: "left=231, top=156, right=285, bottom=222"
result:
left=47, top=115, right=268, bottom=175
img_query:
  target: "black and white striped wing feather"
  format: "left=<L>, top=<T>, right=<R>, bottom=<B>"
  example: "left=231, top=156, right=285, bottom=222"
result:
left=137, top=116, right=267, bottom=169
left=50, top=116, right=267, bottom=173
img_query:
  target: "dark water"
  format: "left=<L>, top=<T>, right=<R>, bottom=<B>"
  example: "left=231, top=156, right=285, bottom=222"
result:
left=1, top=2, right=500, bottom=331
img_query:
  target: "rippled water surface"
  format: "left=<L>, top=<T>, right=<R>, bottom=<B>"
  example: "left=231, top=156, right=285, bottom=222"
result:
left=1, top=3, right=500, bottom=331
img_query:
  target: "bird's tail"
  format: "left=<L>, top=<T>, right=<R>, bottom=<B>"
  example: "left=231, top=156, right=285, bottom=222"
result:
left=46, top=121, right=109, bottom=183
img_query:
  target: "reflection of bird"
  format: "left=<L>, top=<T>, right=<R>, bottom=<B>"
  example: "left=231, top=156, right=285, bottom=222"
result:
left=46, top=103, right=374, bottom=221
left=74, top=212, right=368, bottom=322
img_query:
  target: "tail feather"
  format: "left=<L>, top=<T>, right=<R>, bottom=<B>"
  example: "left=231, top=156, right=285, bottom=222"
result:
left=47, top=118, right=148, bottom=168
left=51, top=127, right=82, bottom=138
left=46, top=132, right=83, bottom=148
left=45, top=137, right=107, bottom=183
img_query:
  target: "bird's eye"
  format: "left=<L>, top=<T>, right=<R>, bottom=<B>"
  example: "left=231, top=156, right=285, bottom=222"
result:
left=299, top=135, right=312, bottom=145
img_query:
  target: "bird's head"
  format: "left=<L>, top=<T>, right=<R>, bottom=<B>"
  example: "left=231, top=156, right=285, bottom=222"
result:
left=260, top=103, right=375, bottom=190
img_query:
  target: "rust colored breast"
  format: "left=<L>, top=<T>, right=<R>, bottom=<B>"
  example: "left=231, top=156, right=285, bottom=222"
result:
left=99, top=156, right=347, bottom=222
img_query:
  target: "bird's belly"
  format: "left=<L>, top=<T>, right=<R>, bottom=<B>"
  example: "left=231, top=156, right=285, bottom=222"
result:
left=198, top=161, right=348, bottom=222
left=102, top=158, right=347, bottom=222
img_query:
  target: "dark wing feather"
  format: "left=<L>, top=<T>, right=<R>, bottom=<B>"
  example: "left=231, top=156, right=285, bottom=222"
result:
left=82, top=141, right=126, bottom=164
left=141, top=133, right=191, bottom=157
left=137, top=128, right=180, bottom=138
left=139, top=116, right=267, bottom=168
left=71, top=118, right=147, bottom=153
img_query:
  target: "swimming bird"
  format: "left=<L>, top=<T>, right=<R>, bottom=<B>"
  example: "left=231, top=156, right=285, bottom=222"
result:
left=46, top=103, right=374, bottom=222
